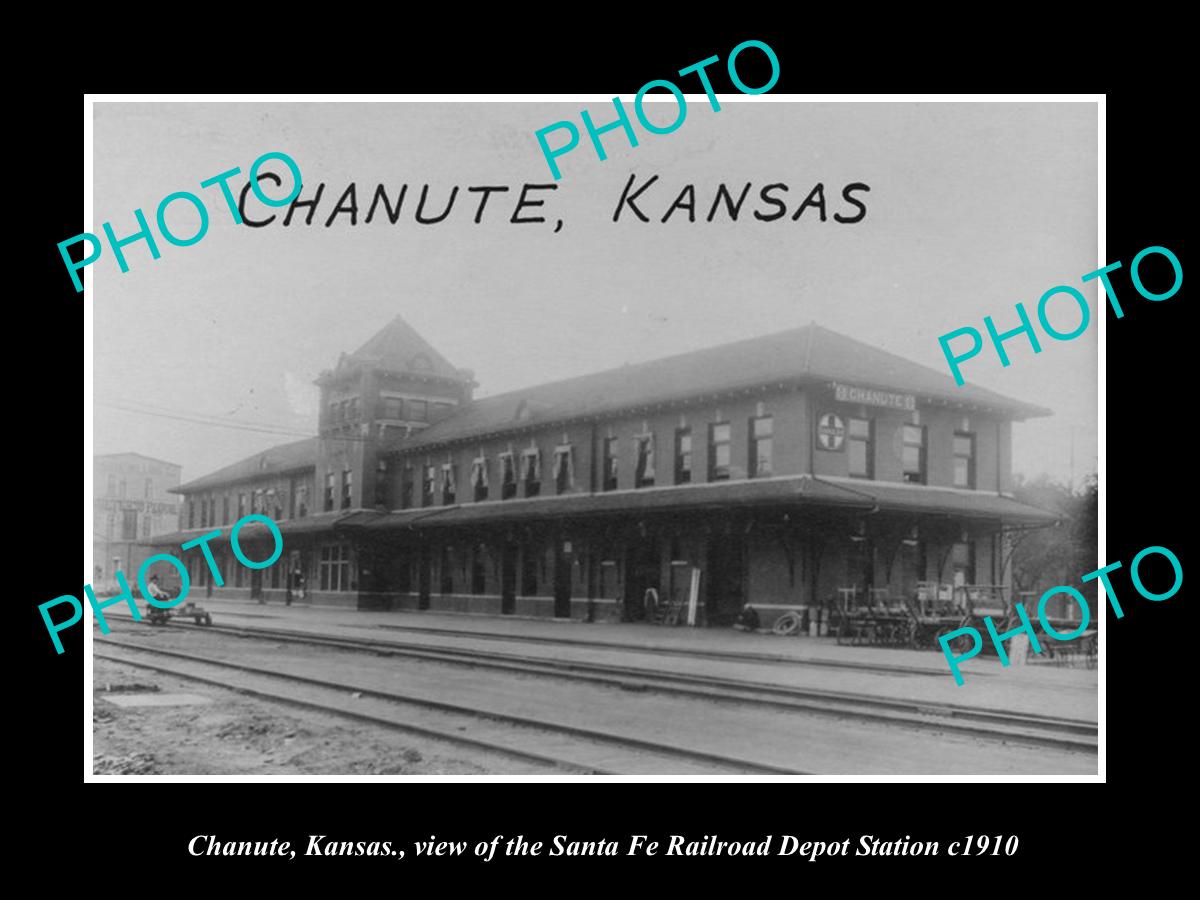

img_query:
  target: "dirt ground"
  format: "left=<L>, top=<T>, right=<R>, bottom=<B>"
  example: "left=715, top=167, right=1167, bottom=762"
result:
left=92, top=657, right=526, bottom=775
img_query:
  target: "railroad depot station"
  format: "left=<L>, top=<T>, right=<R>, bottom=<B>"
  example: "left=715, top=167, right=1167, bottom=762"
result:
left=146, top=316, right=1059, bottom=631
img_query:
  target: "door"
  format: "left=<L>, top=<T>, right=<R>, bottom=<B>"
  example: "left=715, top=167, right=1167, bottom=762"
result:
left=624, top=538, right=660, bottom=621
left=501, top=542, right=517, bottom=615
left=418, top=546, right=431, bottom=610
left=706, top=535, right=746, bottom=625
left=553, top=543, right=572, bottom=618
left=250, top=569, right=263, bottom=601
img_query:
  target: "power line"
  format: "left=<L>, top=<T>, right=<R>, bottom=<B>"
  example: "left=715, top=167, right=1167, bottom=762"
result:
left=95, top=400, right=376, bottom=443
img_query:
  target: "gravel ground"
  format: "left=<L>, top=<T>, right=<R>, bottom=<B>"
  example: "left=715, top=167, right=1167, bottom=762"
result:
left=93, top=656, right=540, bottom=775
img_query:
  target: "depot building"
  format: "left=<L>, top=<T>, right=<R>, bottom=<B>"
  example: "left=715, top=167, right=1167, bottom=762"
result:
left=147, top=316, right=1056, bottom=630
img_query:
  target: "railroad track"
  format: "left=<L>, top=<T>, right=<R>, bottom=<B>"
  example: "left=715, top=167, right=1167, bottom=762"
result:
left=105, top=618, right=1097, bottom=753
left=95, top=638, right=809, bottom=775
left=216, top=609, right=958, bottom=677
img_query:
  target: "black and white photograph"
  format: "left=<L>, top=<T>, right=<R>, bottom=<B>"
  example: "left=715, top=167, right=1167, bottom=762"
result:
left=87, top=98, right=1100, bottom=778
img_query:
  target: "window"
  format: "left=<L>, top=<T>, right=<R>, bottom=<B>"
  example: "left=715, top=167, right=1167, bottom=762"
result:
left=408, top=399, right=428, bottom=422
left=107, top=475, right=117, bottom=496
left=472, top=545, right=487, bottom=594
left=237, top=493, right=247, bottom=519
left=848, top=418, right=873, bottom=479
left=119, top=479, right=127, bottom=497
left=422, top=465, right=437, bottom=507
left=141, top=515, right=151, bottom=538
left=328, top=401, right=338, bottom=425
left=953, top=432, right=976, bottom=489
left=471, top=458, right=489, bottom=501
left=338, top=400, right=349, bottom=423
left=341, top=469, right=353, bottom=509
left=324, top=473, right=335, bottom=511
left=675, top=428, right=692, bottom=484
left=121, top=510, right=138, bottom=540
left=347, top=397, right=359, bottom=421
left=902, top=425, right=927, bottom=484
left=708, top=422, right=731, bottom=481
left=602, top=437, right=619, bottom=491
left=749, top=415, right=773, bottom=478
left=522, top=450, right=541, bottom=497
left=187, top=500, right=195, bottom=529
left=440, top=546, right=454, bottom=595
left=442, top=463, right=457, bottom=505
left=432, top=402, right=454, bottom=420
left=396, top=465, right=412, bottom=509
left=522, top=546, right=539, bottom=596
left=375, top=459, right=390, bottom=508
left=295, top=483, right=309, bottom=518
left=222, top=496, right=230, bottom=525
left=500, top=453, right=517, bottom=499
left=319, top=544, right=352, bottom=591
left=554, top=446, right=573, bottom=494
left=144, top=477, right=153, bottom=499
left=199, top=498, right=208, bottom=528
left=381, top=396, right=404, bottom=420
left=635, top=435, right=655, bottom=488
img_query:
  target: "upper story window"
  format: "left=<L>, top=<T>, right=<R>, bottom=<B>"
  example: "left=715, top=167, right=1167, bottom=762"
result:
left=375, top=460, right=389, bottom=509
left=400, top=466, right=414, bottom=509
left=329, top=401, right=339, bottom=425
left=341, top=469, right=353, bottom=509
left=635, top=435, right=655, bottom=488
left=324, top=472, right=335, bottom=511
left=471, top=458, right=489, bottom=502
left=107, top=475, right=117, bottom=497
left=848, top=418, right=873, bottom=479
left=902, top=424, right=927, bottom=485
left=554, top=446, right=574, bottom=494
left=675, top=428, right=692, bottom=484
left=237, top=493, right=247, bottom=519
left=422, top=465, right=437, bottom=507
left=381, top=396, right=404, bottom=420
left=522, top=450, right=541, bottom=497
left=602, top=438, right=619, bottom=491
left=408, top=400, right=429, bottom=423
left=187, top=499, right=195, bottom=529
left=500, top=453, right=517, bottom=500
left=122, top=509, right=138, bottom=540
left=953, top=432, right=976, bottom=489
left=347, top=397, right=359, bottom=421
left=432, top=401, right=454, bottom=420
left=295, top=483, right=309, bottom=518
left=708, top=423, right=731, bottom=481
left=749, top=416, right=773, bottom=478
left=222, top=496, right=230, bottom=525
left=144, top=477, right=153, bottom=499
left=442, top=463, right=457, bottom=505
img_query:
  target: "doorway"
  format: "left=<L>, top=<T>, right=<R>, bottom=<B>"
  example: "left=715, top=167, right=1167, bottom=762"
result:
left=553, top=543, right=572, bottom=618
left=250, top=569, right=263, bottom=602
left=706, top=535, right=746, bottom=625
left=624, top=538, right=660, bottom=621
left=418, top=545, right=431, bottom=610
left=501, top=542, right=517, bottom=615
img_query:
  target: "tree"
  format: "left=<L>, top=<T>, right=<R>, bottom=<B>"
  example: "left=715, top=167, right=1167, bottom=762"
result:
left=1009, top=473, right=1098, bottom=601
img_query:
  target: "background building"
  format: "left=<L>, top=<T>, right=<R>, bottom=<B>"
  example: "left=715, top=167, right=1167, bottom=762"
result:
left=93, top=453, right=182, bottom=586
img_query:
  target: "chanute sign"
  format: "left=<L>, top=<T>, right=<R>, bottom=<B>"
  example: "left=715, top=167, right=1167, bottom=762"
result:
left=833, top=382, right=917, bottom=411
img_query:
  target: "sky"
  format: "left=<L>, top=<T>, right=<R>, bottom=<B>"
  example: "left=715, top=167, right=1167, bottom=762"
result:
left=92, top=100, right=1098, bottom=489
